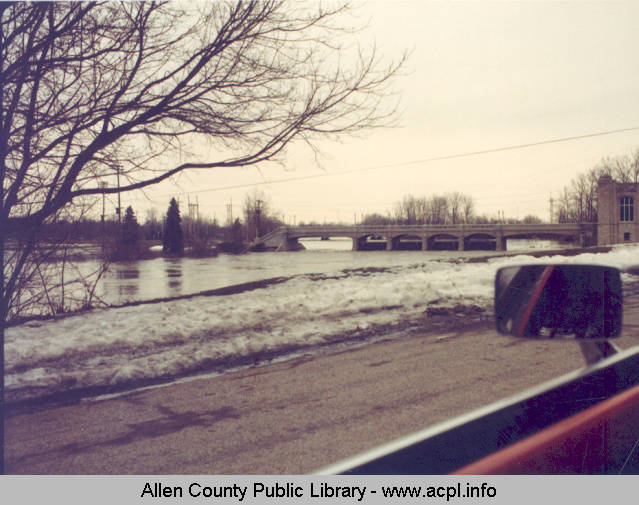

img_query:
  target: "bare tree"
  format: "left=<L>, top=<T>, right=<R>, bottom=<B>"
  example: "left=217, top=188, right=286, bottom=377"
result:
left=557, top=187, right=575, bottom=223
left=391, top=192, right=475, bottom=225
left=632, top=148, right=639, bottom=184
left=360, top=212, right=392, bottom=225
left=0, top=0, right=406, bottom=471
left=460, top=193, right=475, bottom=223
left=614, top=155, right=634, bottom=183
left=557, top=150, right=639, bottom=224
left=6, top=203, right=110, bottom=320
left=429, top=196, right=448, bottom=224
left=571, top=174, right=587, bottom=222
left=243, top=188, right=282, bottom=240
left=521, top=214, right=542, bottom=224
left=585, top=167, right=599, bottom=223
left=1, top=0, right=405, bottom=301
left=596, top=155, right=635, bottom=184
left=415, top=197, right=429, bottom=224
left=394, top=195, right=421, bottom=224
left=447, top=191, right=463, bottom=225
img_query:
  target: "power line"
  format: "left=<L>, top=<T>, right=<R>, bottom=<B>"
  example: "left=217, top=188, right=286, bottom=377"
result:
left=160, top=125, right=639, bottom=196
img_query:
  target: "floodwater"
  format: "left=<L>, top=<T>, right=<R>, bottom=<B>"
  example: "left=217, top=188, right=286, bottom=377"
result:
left=95, top=238, right=569, bottom=306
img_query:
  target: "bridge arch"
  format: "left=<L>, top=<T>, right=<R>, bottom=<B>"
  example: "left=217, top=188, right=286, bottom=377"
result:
left=427, top=233, right=460, bottom=251
left=295, top=231, right=355, bottom=241
left=355, top=234, right=390, bottom=251
left=464, top=233, right=498, bottom=251
left=391, top=234, right=423, bottom=250
left=292, top=231, right=359, bottom=251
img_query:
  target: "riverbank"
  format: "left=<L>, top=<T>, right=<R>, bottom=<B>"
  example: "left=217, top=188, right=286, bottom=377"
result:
left=5, top=304, right=493, bottom=416
left=5, top=244, right=639, bottom=409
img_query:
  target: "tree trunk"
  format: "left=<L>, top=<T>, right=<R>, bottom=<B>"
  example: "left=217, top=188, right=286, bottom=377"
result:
left=0, top=232, right=5, bottom=474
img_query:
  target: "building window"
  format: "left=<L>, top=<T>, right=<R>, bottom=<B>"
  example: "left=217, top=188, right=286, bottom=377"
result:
left=625, top=232, right=631, bottom=241
left=620, top=196, right=634, bottom=221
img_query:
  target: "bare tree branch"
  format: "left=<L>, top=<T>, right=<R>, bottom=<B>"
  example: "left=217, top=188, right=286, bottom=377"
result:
left=2, top=1, right=405, bottom=239
left=0, top=0, right=406, bottom=326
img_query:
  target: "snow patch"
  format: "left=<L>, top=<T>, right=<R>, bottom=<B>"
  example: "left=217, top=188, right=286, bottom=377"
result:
left=6, top=245, right=639, bottom=403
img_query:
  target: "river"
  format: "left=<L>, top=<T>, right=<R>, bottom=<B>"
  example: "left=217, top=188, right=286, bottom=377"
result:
left=96, top=238, right=569, bottom=306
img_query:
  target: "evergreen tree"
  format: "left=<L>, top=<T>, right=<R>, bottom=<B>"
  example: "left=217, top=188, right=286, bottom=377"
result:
left=163, top=198, right=184, bottom=255
left=121, top=206, right=139, bottom=245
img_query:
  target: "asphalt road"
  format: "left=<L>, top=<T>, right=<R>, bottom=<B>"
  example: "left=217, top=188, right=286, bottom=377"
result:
left=6, top=297, right=639, bottom=474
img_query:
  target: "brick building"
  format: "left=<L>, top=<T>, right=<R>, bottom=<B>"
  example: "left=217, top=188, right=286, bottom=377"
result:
left=597, top=174, right=639, bottom=245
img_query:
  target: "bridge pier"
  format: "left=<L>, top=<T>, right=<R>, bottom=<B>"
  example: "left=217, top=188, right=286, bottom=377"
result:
left=496, top=231, right=505, bottom=251
left=579, top=232, right=593, bottom=247
left=276, top=237, right=305, bottom=251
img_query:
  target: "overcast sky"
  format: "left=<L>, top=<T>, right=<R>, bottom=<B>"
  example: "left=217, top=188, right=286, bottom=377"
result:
left=122, top=1, right=639, bottom=225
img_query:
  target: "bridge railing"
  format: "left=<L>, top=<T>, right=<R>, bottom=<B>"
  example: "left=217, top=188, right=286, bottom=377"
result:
left=255, top=223, right=595, bottom=241
left=277, top=223, right=592, bottom=232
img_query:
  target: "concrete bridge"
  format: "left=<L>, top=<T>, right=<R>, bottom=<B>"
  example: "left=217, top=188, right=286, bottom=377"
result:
left=250, top=223, right=597, bottom=252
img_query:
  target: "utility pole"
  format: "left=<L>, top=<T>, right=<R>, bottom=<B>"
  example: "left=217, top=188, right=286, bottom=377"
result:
left=115, top=164, right=123, bottom=242
left=226, top=199, right=233, bottom=226
left=187, top=194, right=200, bottom=240
left=115, top=164, right=121, bottom=225
left=188, top=195, right=198, bottom=220
left=254, top=199, right=262, bottom=239
left=100, top=182, right=108, bottom=249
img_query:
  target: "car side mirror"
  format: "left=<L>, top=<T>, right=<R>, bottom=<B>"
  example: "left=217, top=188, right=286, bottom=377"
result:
left=495, top=265, right=622, bottom=340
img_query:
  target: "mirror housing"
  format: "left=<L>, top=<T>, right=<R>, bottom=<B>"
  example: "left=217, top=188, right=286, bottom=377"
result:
left=495, top=264, right=622, bottom=340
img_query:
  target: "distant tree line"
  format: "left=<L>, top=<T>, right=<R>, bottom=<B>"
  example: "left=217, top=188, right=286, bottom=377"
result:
left=25, top=189, right=291, bottom=258
left=355, top=192, right=542, bottom=226
left=389, top=192, right=475, bottom=225
left=555, top=149, right=639, bottom=223
left=354, top=148, right=639, bottom=227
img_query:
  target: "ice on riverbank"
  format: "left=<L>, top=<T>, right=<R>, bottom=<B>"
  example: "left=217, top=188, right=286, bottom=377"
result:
left=6, top=244, right=639, bottom=404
